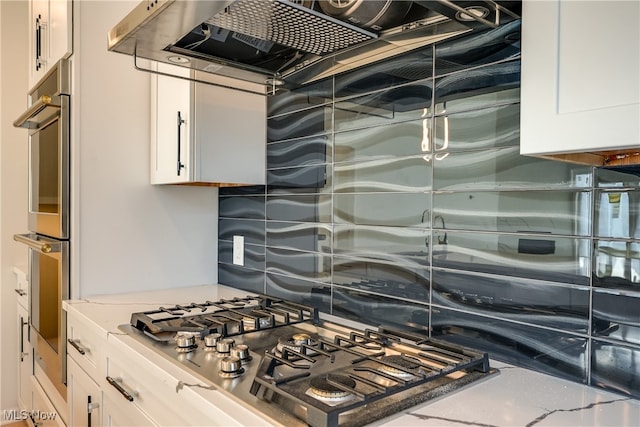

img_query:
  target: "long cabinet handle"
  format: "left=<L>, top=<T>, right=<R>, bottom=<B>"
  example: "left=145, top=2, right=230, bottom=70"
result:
left=68, top=338, right=87, bottom=355
left=106, top=376, right=135, bottom=402
left=176, top=111, right=185, bottom=176
left=19, top=316, right=29, bottom=362
left=87, top=395, right=99, bottom=427
left=35, top=15, right=42, bottom=71
left=15, top=288, right=27, bottom=296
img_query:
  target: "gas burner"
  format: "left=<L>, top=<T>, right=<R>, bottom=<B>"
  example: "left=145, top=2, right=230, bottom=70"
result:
left=379, top=355, right=421, bottom=377
left=308, top=374, right=356, bottom=400
left=219, top=356, right=245, bottom=379
left=275, top=333, right=315, bottom=356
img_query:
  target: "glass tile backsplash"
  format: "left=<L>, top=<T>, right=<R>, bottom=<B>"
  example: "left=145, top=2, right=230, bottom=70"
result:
left=217, top=21, right=640, bottom=399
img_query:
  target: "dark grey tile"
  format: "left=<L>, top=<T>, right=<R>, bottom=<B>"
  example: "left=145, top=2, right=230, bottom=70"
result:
left=267, top=134, right=332, bottom=169
left=333, top=225, right=430, bottom=267
left=267, top=79, right=333, bottom=117
left=266, top=247, right=331, bottom=282
left=596, top=167, right=640, bottom=188
left=432, top=269, right=589, bottom=333
left=334, top=193, right=430, bottom=227
left=267, top=106, right=331, bottom=142
left=218, top=263, right=264, bottom=294
left=267, top=164, right=331, bottom=194
left=594, top=240, right=640, bottom=292
left=431, top=308, right=588, bottom=384
left=333, top=256, right=429, bottom=302
left=218, top=218, right=265, bottom=245
left=334, top=119, right=427, bottom=162
left=334, top=81, right=432, bottom=131
left=266, top=273, right=331, bottom=312
left=594, top=190, right=640, bottom=239
left=332, top=287, right=430, bottom=333
left=218, top=240, right=265, bottom=271
left=267, top=194, right=331, bottom=222
left=334, top=156, right=432, bottom=193
left=592, top=289, right=640, bottom=346
left=433, top=146, right=593, bottom=190
left=434, top=61, right=520, bottom=114
left=335, top=48, right=434, bottom=99
left=219, top=196, right=265, bottom=219
left=432, top=231, right=590, bottom=285
left=434, top=20, right=521, bottom=76
left=219, top=185, right=265, bottom=196
left=433, top=103, right=520, bottom=151
left=433, top=191, right=591, bottom=236
left=266, top=221, right=331, bottom=253
left=591, top=340, right=640, bottom=399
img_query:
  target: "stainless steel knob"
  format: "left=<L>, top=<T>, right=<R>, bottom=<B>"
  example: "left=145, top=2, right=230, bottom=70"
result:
left=216, top=338, right=235, bottom=353
left=175, top=333, right=196, bottom=348
left=230, top=344, right=250, bottom=361
left=220, top=356, right=242, bottom=374
left=204, top=333, right=222, bottom=347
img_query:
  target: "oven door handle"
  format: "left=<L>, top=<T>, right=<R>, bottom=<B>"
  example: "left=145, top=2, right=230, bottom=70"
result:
left=13, top=94, right=62, bottom=129
left=13, top=233, right=61, bottom=253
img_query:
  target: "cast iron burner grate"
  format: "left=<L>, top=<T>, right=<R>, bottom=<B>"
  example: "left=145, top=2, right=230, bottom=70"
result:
left=250, top=327, right=491, bottom=427
left=129, top=295, right=319, bottom=341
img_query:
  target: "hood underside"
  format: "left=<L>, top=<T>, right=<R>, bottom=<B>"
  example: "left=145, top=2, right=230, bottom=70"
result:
left=108, top=0, right=521, bottom=94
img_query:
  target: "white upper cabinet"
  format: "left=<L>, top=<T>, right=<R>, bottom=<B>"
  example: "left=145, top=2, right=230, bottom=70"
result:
left=150, top=63, right=267, bottom=185
left=520, top=0, right=639, bottom=165
left=29, top=0, right=72, bottom=89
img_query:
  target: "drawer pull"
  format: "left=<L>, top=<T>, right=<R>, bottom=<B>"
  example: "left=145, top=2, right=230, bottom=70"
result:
left=106, top=376, right=135, bottom=402
left=14, top=288, right=27, bottom=296
left=68, top=338, right=87, bottom=355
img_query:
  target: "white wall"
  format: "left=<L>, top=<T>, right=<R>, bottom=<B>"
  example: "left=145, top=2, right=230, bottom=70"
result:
left=0, top=0, right=29, bottom=414
left=71, top=1, right=218, bottom=298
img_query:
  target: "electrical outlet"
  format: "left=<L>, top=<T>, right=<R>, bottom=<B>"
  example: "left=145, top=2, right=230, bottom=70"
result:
left=233, top=235, right=244, bottom=266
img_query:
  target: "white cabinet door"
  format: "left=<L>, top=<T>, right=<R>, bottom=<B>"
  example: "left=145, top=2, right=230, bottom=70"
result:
left=29, top=0, right=49, bottom=88
left=520, top=0, right=639, bottom=159
left=102, top=389, right=157, bottom=427
left=48, top=0, right=72, bottom=64
left=31, top=377, right=67, bottom=426
left=17, top=302, right=32, bottom=410
left=68, top=357, right=102, bottom=427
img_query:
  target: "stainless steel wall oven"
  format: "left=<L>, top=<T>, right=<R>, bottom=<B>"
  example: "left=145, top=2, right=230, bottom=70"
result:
left=13, top=58, right=71, bottom=403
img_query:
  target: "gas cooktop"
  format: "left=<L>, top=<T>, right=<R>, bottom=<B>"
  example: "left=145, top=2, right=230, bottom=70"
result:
left=120, top=295, right=496, bottom=427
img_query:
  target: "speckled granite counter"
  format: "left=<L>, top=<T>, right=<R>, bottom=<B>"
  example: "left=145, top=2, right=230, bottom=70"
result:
left=64, top=284, right=640, bottom=427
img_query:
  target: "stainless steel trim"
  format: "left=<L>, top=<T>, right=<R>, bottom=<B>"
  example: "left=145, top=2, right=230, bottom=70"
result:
left=13, top=233, right=61, bottom=253
left=13, top=95, right=61, bottom=129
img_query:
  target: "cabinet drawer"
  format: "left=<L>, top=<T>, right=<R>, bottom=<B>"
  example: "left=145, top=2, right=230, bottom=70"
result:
left=67, top=310, right=106, bottom=383
left=102, top=386, right=156, bottom=427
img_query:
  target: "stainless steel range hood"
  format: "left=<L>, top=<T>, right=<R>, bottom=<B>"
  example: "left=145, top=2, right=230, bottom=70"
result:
left=108, top=0, right=521, bottom=94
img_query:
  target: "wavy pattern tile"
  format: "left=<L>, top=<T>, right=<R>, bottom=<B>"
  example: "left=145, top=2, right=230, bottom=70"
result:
left=334, top=193, right=429, bottom=227
left=267, top=134, right=332, bottom=169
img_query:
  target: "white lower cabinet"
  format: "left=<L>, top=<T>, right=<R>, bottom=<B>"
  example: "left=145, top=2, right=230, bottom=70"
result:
left=101, top=387, right=156, bottom=427
left=67, top=357, right=101, bottom=427
left=32, top=377, right=67, bottom=426
left=17, top=301, right=33, bottom=411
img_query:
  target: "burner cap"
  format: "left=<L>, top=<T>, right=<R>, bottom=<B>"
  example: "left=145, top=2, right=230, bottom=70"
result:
left=309, top=374, right=356, bottom=399
left=276, top=333, right=314, bottom=356
left=379, top=355, right=421, bottom=376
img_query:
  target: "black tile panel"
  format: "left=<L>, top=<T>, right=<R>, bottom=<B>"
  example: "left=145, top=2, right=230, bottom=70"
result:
left=267, top=194, right=331, bottom=223
left=219, top=185, right=265, bottom=196
left=594, top=240, right=640, bottom=292
left=594, top=190, right=640, bottom=239
left=592, top=289, right=640, bottom=346
left=268, top=79, right=333, bottom=118
left=334, top=193, right=429, bottom=227
left=431, top=308, right=588, bottom=384
left=218, top=263, right=264, bottom=294
left=432, top=269, right=589, bottom=333
left=267, top=164, right=331, bottom=194
left=267, top=134, right=332, bottom=169
left=219, top=195, right=265, bottom=219
left=218, top=218, right=265, bottom=245
left=218, top=240, right=265, bottom=271
left=266, top=247, right=331, bottom=283
left=267, top=106, right=332, bottom=143
left=266, top=221, right=331, bottom=253
left=591, top=340, right=640, bottom=399
left=266, top=273, right=331, bottom=312
left=596, top=167, right=640, bottom=188
left=334, top=156, right=432, bottom=193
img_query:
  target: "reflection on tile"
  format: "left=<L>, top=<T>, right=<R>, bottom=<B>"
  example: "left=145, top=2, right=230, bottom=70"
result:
left=218, top=240, right=265, bottom=271
left=434, top=61, right=520, bottom=114
left=332, top=286, right=430, bottom=333
left=433, top=146, right=592, bottom=190
left=334, top=81, right=432, bottom=131
left=592, top=289, right=640, bottom=346
left=334, top=156, right=432, bottom=193
left=431, top=307, right=588, bottom=383
left=267, top=134, right=332, bottom=169
left=333, top=256, right=429, bottom=301
left=266, top=221, right=331, bottom=253
left=434, top=103, right=520, bottom=151
left=594, top=240, right=640, bottom=292
left=591, top=340, right=640, bottom=398
left=432, top=231, right=590, bottom=285
left=267, top=194, right=331, bottom=222
left=334, top=120, right=426, bottom=162
left=334, top=225, right=430, bottom=267
left=334, top=193, right=429, bottom=227
left=218, top=263, right=264, bottom=294
left=595, top=167, right=640, bottom=188
left=594, top=190, right=640, bottom=239
left=435, top=20, right=521, bottom=75
left=267, top=164, right=331, bottom=194
left=433, top=191, right=591, bottom=236
left=268, top=79, right=333, bottom=117
left=432, top=269, right=589, bottom=332
left=218, top=218, right=265, bottom=245
left=335, top=48, right=433, bottom=99
left=266, top=247, right=330, bottom=282
left=266, top=273, right=331, bottom=312
left=219, top=185, right=265, bottom=196
left=267, top=106, right=331, bottom=142
left=219, top=196, right=265, bottom=219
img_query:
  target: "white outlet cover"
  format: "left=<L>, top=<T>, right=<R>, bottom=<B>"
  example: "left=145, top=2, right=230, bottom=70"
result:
left=233, top=235, right=244, bottom=266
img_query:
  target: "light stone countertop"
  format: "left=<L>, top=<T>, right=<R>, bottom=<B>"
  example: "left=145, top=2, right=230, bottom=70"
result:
left=64, top=284, right=640, bottom=427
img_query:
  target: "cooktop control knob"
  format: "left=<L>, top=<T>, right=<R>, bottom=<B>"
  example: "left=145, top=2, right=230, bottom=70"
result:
left=216, top=338, right=235, bottom=354
left=230, top=344, right=251, bottom=362
left=204, top=332, right=222, bottom=348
